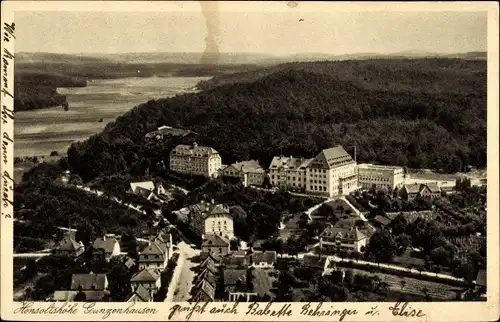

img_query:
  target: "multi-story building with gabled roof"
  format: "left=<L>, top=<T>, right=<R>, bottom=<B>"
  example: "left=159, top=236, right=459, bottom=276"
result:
left=169, top=142, right=222, bottom=177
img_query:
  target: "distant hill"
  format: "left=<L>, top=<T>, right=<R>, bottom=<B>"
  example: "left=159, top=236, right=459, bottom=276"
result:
left=66, top=58, right=486, bottom=182
left=14, top=70, right=87, bottom=111
left=197, top=57, right=486, bottom=92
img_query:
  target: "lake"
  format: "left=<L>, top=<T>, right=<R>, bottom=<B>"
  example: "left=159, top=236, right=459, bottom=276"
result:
left=14, top=76, right=211, bottom=157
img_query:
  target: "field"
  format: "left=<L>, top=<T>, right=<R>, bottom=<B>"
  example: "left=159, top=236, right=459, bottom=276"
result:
left=343, top=267, right=466, bottom=301
left=15, top=76, right=210, bottom=157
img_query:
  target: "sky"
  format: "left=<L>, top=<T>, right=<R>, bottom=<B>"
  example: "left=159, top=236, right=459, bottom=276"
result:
left=15, top=4, right=488, bottom=55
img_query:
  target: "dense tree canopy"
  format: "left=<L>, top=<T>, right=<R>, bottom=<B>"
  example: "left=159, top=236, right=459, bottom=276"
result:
left=67, top=59, right=486, bottom=183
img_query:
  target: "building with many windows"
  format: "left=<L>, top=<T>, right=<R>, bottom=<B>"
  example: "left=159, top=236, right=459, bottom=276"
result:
left=268, top=146, right=358, bottom=197
left=357, top=163, right=405, bottom=191
left=305, top=146, right=358, bottom=197
left=268, top=156, right=312, bottom=191
left=169, top=142, right=222, bottom=177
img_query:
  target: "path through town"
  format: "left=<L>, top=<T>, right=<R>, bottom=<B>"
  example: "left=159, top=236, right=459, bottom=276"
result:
left=170, top=241, right=200, bottom=302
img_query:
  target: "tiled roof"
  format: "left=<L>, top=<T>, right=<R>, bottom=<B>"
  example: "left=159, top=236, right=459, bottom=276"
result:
left=252, top=268, right=272, bottom=296
left=226, top=160, right=264, bottom=174
left=130, top=284, right=152, bottom=302
left=130, top=181, right=155, bottom=193
left=192, top=279, right=215, bottom=301
left=302, top=255, right=327, bottom=269
left=251, top=251, right=277, bottom=265
left=70, top=273, right=107, bottom=290
left=171, top=143, right=218, bottom=157
left=194, top=268, right=218, bottom=287
left=201, top=234, right=230, bottom=247
left=139, top=243, right=165, bottom=262
left=269, top=156, right=311, bottom=171
left=321, top=225, right=366, bottom=241
left=232, top=250, right=248, bottom=257
left=421, top=183, right=441, bottom=193
left=53, top=290, right=109, bottom=302
left=223, top=269, right=247, bottom=286
left=200, top=251, right=222, bottom=263
left=222, top=255, right=250, bottom=268
left=130, top=269, right=160, bottom=282
left=123, top=258, right=136, bottom=269
left=309, top=146, right=354, bottom=169
left=374, top=215, right=392, bottom=226
left=92, top=236, right=118, bottom=254
left=403, top=183, right=421, bottom=194
left=57, top=233, right=83, bottom=252
left=145, top=126, right=194, bottom=138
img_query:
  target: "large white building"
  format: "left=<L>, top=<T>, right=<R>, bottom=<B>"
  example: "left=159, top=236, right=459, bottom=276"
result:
left=268, top=156, right=312, bottom=191
left=268, top=146, right=358, bottom=197
left=169, top=142, right=222, bottom=177
left=305, top=146, right=358, bottom=197
left=357, top=163, right=405, bottom=191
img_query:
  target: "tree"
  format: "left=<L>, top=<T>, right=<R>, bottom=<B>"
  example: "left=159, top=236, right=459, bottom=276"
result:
left=366, top=229, right=397, bottom=263
left=421, top=287, right=431, bottom=301
left=73, top=290, right=87, bottom=301
left=400, top=279, right=406, bottom=291
left=394, top=233, right=412, bottom=255
left=75, top=222, right=96, bottom=248
left=390, top=214, right=408, bottom=235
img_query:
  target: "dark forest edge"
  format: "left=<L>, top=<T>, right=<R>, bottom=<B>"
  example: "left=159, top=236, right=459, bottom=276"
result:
left=64, top=58, right=485, bottom=183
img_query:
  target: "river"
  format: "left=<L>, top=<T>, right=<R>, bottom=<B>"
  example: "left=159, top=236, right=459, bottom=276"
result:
left=14, top=76, right=211, bottom=157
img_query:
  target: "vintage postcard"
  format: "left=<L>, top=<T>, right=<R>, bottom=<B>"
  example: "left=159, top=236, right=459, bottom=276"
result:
left=1, top=1, right=499, bottom=321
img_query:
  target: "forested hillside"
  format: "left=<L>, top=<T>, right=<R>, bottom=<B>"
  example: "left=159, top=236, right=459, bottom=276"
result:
left=14, top=71, right=87, bottom=111
left=67, top=59, right=486, bottom=182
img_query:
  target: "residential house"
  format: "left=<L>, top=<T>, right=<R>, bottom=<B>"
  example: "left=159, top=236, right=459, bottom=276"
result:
left=305, top=146, right=358, bottom=197
left=129, top=181, right=172, bottom=203
left=373, top=215, right=392, bottom=228
left=220, top=160, right=265, bottom=187
left=53, top=272, right=109, bottom=302
left=319, top=224, right=367, bottom=252
left=357, top=163, right=405, bottom=191
left=192, top=279, right=216, bottom=302
left=130, top=269, right=161, bottom=299
left=127, top=284, right=153, bottom=302
left=194, top=267, right=218, bottom=287
left=268, top=156, right=312, bottom=192
left=419, top=183, right=441, bottom=199
left=185, top=201, right=234, bottom=241
left=92, top=234, right=121, bottom=261
left=138, top=232, right=172, bottom=270
left=144, top=125, right=196, bottom=143
left=302, top=255, right=328, bottom=272
left=70, top=273, right=108, bottom=291
left=399, top=183, right=421, bottom=200
left=199, top=254, right=219, bottom=274
left=52, top=232, right=84, bottom=257
left=399, top=183, right=442, bottom=200
left=201, top=234, right=231, bottom=257
left=222, top=254, right=250, bottom=268
left=169, top=142, right=222, bottom=177
left=250, top=251, right=277, bottom=269
left=52, top=290, right=110, bottom=302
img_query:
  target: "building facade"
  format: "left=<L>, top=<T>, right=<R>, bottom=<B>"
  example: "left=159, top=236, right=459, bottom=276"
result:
left=305, top=146, right=358, bottom=197
left=319, top=225, right=367, bottom=252
left=220, top=160, right=265, bottom=187
left=268, top=156, right=312, bottom=191
left=169, top=142, right=222, bottom=177
left=357, top=163, right=405, bottom=191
